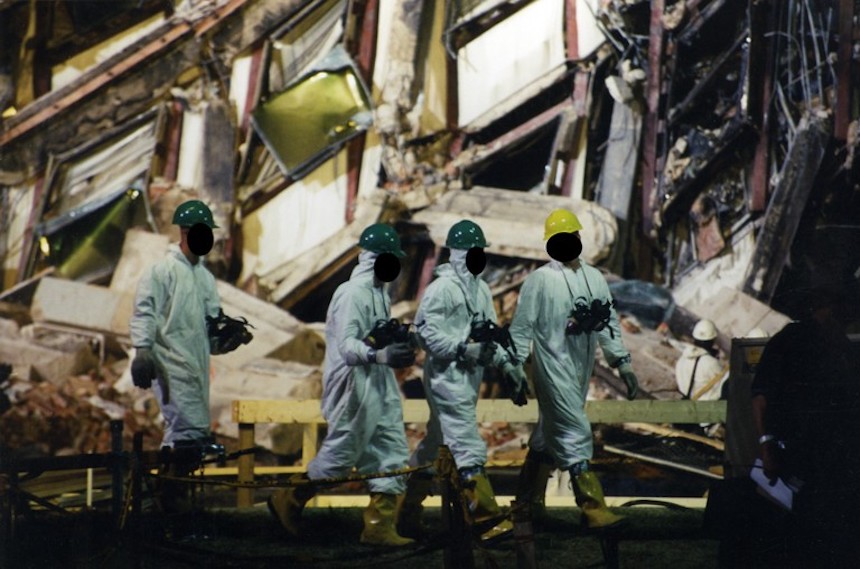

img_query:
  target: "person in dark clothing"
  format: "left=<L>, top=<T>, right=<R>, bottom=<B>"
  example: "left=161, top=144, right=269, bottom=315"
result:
left=751, top=283, right=860, bottom=568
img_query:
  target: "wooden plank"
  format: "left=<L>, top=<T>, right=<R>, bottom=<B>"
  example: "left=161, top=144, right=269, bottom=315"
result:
left=236, top=423, right=255, bottom=508
left=232, top=398, right=727, bottom=425
left=301, top=424, right=318, bottom=466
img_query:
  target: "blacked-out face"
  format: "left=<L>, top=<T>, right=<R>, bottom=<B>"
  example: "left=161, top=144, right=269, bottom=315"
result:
left=374, top=253, right=401, bottom=282
left=546, top=232, right=582, bottom=262
left=186, top=223, right=214, bottom=256
left=466, top=247, right=487, bottom=276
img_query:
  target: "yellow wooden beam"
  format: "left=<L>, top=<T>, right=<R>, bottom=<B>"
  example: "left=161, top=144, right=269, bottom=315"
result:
left=232, top=398, right=726, bottom=425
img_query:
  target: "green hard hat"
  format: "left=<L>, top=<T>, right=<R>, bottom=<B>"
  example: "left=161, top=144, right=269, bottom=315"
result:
left=172, top=200, right=218, bottom=229
left=358, top=223, right=406, bottom=257
left=446, top=219, right=488, bottom=249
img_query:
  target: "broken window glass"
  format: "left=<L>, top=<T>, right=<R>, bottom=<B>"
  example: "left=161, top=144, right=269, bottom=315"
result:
left=268, top=0, right=346, bottom=93
left=32, top=187, right=150, bottom=283
left=252, top=46, right=373, bottom=179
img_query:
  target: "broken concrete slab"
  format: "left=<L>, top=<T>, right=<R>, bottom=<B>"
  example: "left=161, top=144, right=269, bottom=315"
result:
left=31, top=277, right=129, bottom=337
left=0, top=336, right=97, bottom=384
left=678, top=285, right=790, bottom=342
left=109, top=228, right=170, bottom=293
left=214, top=280, right=305, bottom=370
left=411, top=186, right=617, bottom=263
left=266, top=326, right=326, bottom=367
left=0, top=317, right=19, bottom=338
left=261, top=205, right=377, bottom=306
left=210, top=358, right=323, bottom=453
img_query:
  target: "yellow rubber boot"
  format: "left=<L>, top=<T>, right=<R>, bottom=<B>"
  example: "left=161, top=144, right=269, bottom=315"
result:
left=360, top=493, right=415, bottom=547
left=462, top=471, right=513, bottom=541
left=571, top=470, right=625, bottom=529
left=397, top=474, right=433, bottom=539
left=268, top=474, right=316, bottom=537
left=515, top=450, right=553, bottom=521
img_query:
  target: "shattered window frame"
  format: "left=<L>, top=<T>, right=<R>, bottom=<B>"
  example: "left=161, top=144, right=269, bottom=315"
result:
left=31, top=186, right=151, bottom=284
left=24, top=109, right=162, bottom=282
left=464, top=115, right=563, bottom=193
left=267, top=0, right=347, bottom=94
left=251, top=45, right=374, bottom=180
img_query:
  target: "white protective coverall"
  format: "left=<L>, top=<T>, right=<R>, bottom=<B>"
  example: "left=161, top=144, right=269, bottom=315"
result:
left=130, top=244, right=221, bottom=446
left=508, top=259, right=631, bottom=469
left=675, top=345, right=726, bottom=401
left=409, top=250, right=511, bottom=470
left=306, top=251, right=410, bottom=494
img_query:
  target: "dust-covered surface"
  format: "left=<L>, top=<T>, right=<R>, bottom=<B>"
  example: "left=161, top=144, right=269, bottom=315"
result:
left=5, top=502, right=723, bottom=569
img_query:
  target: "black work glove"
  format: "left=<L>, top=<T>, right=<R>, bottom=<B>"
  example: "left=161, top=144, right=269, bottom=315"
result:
left=375, top=342, right=416, bottom=368
left=502, top=362, right=530, bottom=406
left=131, top=348, right=157, bottom=389
left=618, top=362, right=639, bottom=400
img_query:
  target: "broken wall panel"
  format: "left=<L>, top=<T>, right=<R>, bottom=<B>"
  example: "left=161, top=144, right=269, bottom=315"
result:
left=240, top=149, right=350, bottom=281
left=743, top=115, right=830, bottom=303
left=456, top=0, right=568, bottom=127
left=1, top=0, right=307, bottom=175
left=172, top=96, right=240, bottom=218
left=2, top=183, right=36, bottom=288
left=416, top=0, right=448, bottom=135
left=50, top=12, right=167, bottom=91
left=595, top=97, right=643, bottom=221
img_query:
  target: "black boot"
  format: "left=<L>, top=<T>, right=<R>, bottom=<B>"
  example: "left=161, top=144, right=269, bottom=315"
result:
left=515, top=449, right=554, bottom=521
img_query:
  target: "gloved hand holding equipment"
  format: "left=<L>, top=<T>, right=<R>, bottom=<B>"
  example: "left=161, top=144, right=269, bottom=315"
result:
left=618, top=362, right=639, bottom=400
left=502, top=362, right=530, bottom=406
left=207, top=309, right=254, bottom=354
left=364, top=318, right=415, bottom=349
left=131, top=348, right=157, bottom=389
left=458, top=341, right=495, bottom=366
left=374, top=342, right=416, bottom=368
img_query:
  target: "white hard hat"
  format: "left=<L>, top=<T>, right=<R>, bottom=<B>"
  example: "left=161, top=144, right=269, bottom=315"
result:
left=692, top=319, right=718, bottom=342
left=746, top=327, right=769, bottom=338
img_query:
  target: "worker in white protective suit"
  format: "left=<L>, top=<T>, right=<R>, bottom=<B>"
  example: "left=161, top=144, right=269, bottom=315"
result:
left=674, top=319, right=727, bottom=402
left=397, top=220, right=529, bottom=542
left=268, top=223, right=417, bottom=547
left=130, top=200, right=249, bottom=514
left=509, top=208, right=639, bottom=529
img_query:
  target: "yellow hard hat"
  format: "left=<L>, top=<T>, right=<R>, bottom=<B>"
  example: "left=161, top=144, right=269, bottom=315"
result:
left=544, top=209, right=583, bottom=240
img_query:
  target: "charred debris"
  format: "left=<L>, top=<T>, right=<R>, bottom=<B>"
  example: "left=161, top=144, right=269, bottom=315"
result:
left=0, top=1, right=858, bottom=474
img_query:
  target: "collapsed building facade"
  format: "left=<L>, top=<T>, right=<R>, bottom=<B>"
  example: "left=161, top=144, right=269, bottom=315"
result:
left=0, top=0, right=858, bottom=465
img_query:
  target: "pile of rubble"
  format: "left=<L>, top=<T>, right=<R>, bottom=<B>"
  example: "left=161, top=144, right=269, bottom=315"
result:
left=0, top=228, right=324, bottom=458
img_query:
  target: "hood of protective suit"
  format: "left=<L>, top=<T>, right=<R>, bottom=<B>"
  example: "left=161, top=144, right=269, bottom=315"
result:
left=447, top=249, right=480, bottom=304
left=351, top=250, right=378, bottom=281
left=551, top=258, right=582, bottom=272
